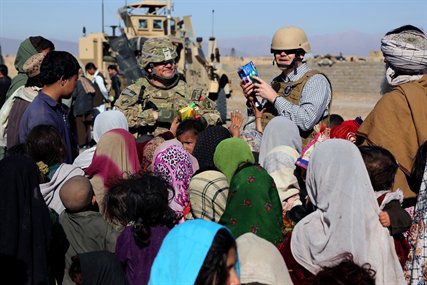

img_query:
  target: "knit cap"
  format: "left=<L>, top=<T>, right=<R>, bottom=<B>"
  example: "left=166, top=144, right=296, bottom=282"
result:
left=23, top=53, right=45, bottom=78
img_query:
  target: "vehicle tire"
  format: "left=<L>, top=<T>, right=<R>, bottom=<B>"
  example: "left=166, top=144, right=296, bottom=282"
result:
left=216, top=88, right=227, bottom=123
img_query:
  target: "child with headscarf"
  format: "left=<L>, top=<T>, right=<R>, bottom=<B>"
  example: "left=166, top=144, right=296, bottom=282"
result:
left=85, top=128, right=140, bottom=211
left=287, top=140, right=405, bottom=285
left=149, top=219, right=240, bottom=285
left=214, top=138, right=285, bottom=248
left=237, top=233, right=293, bottom=285
left=213, top=138, right=255, bottom=184
left=26, top=124, right=85, bottom=214
left=330, top=117, right=362, bottom=143
left=59, top=176, right=119, bottom=285
left=6, top=36, right=54, bottom=99
left=152, top=139, right=198, bottom=220
left=258, top=116, right=302, bottom=165
left=73, top=110, right=129, bottom=169
left=0, top=155, right=52, bottom=285
left=186, top=170, right=229, bottom=222
left=192, top=125, right=231, bottom=171
left=0, top=52, right=46, bottom=150
left=260, top=117, right=305, bottom=225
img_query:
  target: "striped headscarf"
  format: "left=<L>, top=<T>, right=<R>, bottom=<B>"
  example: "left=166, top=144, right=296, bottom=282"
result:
left=187, top=170, right=229, bottom=222
left=381, top=25, right=427, bottom=85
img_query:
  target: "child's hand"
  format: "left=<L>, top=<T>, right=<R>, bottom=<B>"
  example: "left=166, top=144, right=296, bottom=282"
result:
left=283, top=194, right=299, bottom=212
left=169, top=116, right=180, bottom=137
left=250, top=101, right=266, bottom=118
left=379, top=211, right=391, bottom=227
left=228, top=110, right=243, bottom=137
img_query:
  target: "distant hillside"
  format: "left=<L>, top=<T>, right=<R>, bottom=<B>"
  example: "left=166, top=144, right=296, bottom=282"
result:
left=0, top=37, right=78, bottom=56
left=216, top=31, right=383, bottom=57
left=0, top=31, right=382, bottom=58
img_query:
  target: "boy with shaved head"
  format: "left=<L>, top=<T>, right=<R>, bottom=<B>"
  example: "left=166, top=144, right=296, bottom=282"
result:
left=59, top=176, right=119, bottom=285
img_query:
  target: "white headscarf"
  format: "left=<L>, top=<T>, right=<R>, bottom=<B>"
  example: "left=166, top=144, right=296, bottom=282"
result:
left=40, top=163, right=85, bottom=214
left=259, top=116, right=302, bottom=165
left=73, top=110, right=129, bottom=169
left=263, top=145, right=301, bottom=207
left=291, top=139, right=404, bottom=285
left=92, top=110, right=129, bottom=142
left=237, top=233, right=293, bottom=285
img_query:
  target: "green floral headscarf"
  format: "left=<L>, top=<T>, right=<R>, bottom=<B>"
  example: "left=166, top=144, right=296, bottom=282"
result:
left=213, top=138, right=255, bottom=183
left=219, top=165, right=284, bottom=247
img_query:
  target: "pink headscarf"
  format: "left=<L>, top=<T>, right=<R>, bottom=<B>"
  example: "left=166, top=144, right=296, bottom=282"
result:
left=152, top=139, right=198, bottom=217
left=85, top=129, right=140, bottom=207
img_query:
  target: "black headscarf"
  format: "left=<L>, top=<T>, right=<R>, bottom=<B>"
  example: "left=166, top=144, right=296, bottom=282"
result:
left=80, top=251, right=129, bottom=285
left=192, top=126, right=231, bottom=171
left=0, top=155, right=52, bottom=285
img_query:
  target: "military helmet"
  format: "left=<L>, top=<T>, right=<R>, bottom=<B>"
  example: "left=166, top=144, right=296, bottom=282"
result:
left=271, top=26, right=311, bottom=53
left=140, top=37, right=178, bottom=68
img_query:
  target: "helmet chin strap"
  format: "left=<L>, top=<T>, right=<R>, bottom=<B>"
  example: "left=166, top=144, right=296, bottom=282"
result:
left=274, top=55, right=304, bottom=74
left=148, top=69, right=180, bottom=89
left=275, top=57, right=296, bottom=71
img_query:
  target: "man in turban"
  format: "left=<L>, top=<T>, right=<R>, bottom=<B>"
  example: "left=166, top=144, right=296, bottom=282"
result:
left=357, top=25, right=427, bottom=198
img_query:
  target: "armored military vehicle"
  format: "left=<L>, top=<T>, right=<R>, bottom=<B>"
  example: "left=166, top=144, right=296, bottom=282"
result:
left=79, top=0, right=231, bottom=121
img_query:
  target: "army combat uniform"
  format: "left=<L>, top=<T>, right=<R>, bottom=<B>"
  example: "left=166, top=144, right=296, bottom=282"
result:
left=115, top=76, right=221, bottom=136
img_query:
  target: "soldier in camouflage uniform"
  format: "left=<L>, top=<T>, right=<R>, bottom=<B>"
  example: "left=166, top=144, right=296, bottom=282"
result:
left=115, top=37, right=221, bottom=136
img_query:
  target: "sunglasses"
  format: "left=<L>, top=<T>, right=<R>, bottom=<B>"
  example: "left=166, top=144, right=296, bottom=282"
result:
left=273, top=49, right=299, bottom=55
left=153, top=59, right=176, bottom=66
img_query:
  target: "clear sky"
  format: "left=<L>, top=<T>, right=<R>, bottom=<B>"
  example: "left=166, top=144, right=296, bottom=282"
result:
left=1, top=0, right=426, bottom=47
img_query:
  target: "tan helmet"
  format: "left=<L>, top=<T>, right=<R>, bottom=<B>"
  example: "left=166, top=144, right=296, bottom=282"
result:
left=271, top=26, right=311, bottom=53
left=139, top=37, right=178, bottom=68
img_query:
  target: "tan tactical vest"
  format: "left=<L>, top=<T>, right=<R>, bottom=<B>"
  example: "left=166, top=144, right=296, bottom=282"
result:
left=269, top=70, right=332, bottom=146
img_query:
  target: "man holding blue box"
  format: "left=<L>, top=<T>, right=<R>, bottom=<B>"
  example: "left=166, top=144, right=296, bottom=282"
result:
left=241, top=26, right=332, bottom=146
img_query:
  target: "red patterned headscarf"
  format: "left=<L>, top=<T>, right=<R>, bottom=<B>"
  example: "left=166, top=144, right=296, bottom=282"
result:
left=330, top=117, right=363, bottom=143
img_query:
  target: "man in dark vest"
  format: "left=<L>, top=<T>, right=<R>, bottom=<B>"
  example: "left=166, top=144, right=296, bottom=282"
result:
left=241, top=26, right=332, bottom=146
left=85, top=62, right=109, bottom=114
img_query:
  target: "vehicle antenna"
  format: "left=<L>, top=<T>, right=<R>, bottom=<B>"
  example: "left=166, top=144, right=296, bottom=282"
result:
left=166, top=0, right=172, bottom=35
left=211, top=9, right=215, bottom=37
left=102, top=0, right=105, bottom=33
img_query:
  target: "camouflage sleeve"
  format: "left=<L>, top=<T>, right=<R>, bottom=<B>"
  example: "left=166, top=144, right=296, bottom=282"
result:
left=114, top=84, right=156, bottom=128
left=193, top=90, right=221, bottom=126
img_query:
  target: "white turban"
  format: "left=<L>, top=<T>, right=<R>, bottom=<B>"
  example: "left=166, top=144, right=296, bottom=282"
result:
left=381, top=26, right=427, bottom=85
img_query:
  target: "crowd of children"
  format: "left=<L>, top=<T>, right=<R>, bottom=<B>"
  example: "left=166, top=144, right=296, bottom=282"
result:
left=0, top=24, right=426, bottom=285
